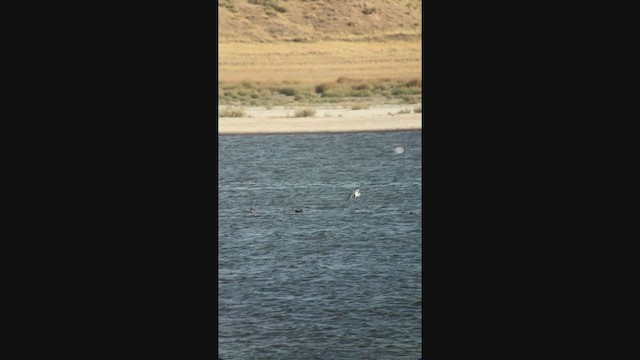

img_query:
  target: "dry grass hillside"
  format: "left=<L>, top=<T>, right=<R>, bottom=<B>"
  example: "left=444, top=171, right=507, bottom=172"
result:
left=218, top=0, right=422, bottom=43
left=218, top=0, right=422, bottom=108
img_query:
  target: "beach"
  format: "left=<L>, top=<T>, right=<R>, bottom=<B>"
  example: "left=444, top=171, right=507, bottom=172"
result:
left=218, top=104, right=422, bottom=135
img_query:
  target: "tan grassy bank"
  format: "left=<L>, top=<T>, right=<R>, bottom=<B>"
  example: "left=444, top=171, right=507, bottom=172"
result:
left=218, top=40, right=421, bottom=84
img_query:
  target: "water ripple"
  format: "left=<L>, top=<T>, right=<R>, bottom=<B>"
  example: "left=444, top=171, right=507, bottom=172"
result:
left=219, top=131, right=421, bottom=359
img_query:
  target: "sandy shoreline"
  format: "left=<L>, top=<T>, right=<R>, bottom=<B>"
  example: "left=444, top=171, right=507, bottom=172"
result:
left=218, top=105, right=422, bottom=135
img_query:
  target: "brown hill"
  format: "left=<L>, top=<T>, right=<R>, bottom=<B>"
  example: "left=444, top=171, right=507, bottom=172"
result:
left=218, top=0, right=422, bottom=43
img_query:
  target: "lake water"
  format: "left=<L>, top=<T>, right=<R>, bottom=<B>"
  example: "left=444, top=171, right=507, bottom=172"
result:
left=218, top=131, right=422, bottom=359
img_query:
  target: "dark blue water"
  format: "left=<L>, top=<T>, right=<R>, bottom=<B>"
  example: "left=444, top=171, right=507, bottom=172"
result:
left=218, top=131, right=422, bottom=359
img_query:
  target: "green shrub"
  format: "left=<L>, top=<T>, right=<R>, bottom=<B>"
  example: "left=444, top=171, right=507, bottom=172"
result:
left=320, top=88, right=350, bottom=98
left=352, top=83, right=370, bottom=90
left=219, top=108, right=245, bottom=117
left=350, top=89, right=372, bottom=97
left=315, top=82, right=337, bottom=94
left=391, top=87, right=422, bottom=95
left=403, top=79, right=422, bottom=87
left=241, top=81, right=255, bottom=89
left=294, top=108, right=316, bottom=117
left=276, top=87, right=298, bottom=96
left=402, top=95, right=420, bottom=103
left=372, top=83, right=387, bottom=91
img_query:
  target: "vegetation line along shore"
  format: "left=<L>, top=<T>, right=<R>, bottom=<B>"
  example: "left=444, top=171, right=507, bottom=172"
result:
left=219, top=77, right=422, bottom=109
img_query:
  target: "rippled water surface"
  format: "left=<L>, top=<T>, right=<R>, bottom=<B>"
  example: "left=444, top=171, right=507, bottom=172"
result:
left=219, top=131, right=422, bottom=359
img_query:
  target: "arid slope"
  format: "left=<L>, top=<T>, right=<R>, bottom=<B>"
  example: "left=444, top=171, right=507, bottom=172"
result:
left=218, top=0, right=422, bottom=43
left=218, top=0, right=423, bottom=125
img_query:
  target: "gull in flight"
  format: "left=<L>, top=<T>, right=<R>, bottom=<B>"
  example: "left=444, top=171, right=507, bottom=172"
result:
left=346, top=188, right=362, bottom=200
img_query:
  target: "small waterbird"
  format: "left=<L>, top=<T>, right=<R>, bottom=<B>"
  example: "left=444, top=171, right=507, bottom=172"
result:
left=249, top=207, right=256, bottom=213
left=294, top=208, right=303, bottom=213
left=346, top=188, right=362, bottom=200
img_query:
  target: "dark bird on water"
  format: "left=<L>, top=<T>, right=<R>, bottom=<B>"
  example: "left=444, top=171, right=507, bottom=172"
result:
left=249, top=207, right=256, bottom=213
left=294, top=208, right=303, bottom=213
